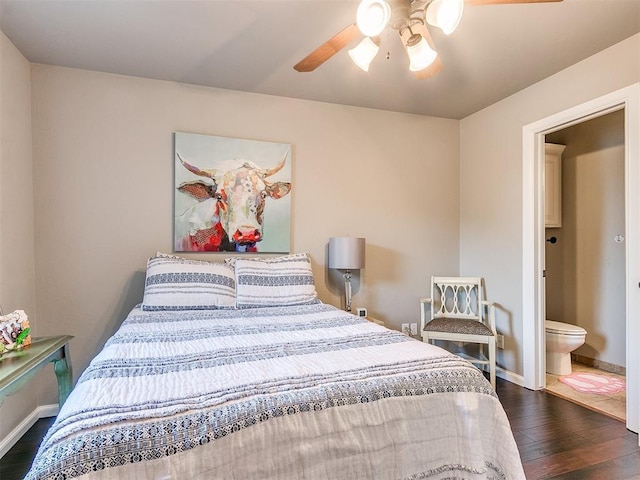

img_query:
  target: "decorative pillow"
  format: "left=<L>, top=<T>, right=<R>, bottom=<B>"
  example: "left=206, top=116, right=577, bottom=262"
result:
left=142, top=256, right=236, bottom=311
left=224, top=253, right=308, bottom=269
left=234, top=253, right=318, bottom=308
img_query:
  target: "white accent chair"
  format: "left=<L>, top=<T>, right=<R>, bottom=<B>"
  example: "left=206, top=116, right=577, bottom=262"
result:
left=420, top=276, right=497, bottom=389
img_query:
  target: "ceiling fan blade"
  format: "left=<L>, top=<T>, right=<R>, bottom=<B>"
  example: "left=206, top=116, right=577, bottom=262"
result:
left=404, top=23, right=443, bottom=80
left=294, top=23, right=362, bottom=72
left=466, top=0, right=562, bottom=5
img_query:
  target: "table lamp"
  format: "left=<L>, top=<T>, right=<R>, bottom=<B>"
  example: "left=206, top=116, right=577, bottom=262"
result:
left=328, top=237, right=366, bottom=312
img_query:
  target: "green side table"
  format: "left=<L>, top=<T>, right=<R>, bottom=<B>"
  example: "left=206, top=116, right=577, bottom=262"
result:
left=0, top=335, right=74, bottom=407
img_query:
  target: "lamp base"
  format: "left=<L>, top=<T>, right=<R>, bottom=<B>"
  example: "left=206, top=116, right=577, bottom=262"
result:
left=344, top=270, right=352, bottom=312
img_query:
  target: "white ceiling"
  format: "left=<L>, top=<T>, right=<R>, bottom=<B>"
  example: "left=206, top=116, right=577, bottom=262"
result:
left=1, top=0, right=639, bottom=119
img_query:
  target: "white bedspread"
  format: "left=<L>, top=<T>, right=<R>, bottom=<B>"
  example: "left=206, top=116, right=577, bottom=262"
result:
left=26, top=302, right=525, bottom=479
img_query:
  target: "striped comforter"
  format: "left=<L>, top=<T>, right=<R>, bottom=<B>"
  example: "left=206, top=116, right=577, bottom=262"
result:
left=26, top=302, right=525, bottom=479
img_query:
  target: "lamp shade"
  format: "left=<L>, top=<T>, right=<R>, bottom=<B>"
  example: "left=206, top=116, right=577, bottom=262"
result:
left=356, top=0, right=391, bottom=37
left=328, top=237, right=366, bottom=270
left=426, top=0, right=464, bottom=35
left=349, top=37, right=380, bottom=72
left=406, top=34, right=438, bottom=72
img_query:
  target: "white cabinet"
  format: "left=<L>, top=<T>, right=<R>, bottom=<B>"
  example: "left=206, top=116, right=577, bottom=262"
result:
left=545, top=143, right=565, bottom=228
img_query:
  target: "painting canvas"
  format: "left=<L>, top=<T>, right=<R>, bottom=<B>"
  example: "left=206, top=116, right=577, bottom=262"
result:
left=174, top=132, right=292, bottom=253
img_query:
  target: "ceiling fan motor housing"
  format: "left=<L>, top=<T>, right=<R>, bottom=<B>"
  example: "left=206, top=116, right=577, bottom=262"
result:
left=390, top=0, right=430, bottom=34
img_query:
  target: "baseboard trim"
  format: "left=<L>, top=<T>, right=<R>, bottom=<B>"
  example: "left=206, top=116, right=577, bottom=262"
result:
left=496, top=367, right=526, bottom=388
left=0, top=404, right=58, bottom=459
left=478, top=364, right=526, bottom=388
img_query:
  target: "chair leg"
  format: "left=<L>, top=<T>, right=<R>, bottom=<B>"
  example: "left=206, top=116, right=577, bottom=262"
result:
left=488, top=338, right=496, bottom=390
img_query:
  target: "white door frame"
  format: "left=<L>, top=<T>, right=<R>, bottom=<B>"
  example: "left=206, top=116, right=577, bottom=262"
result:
left=522, top=83, right=640, bottom=434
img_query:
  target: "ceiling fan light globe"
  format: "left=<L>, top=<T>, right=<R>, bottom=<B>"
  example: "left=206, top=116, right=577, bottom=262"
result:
left=426, top=0, right=464, bottom=35
left=406, top=34, right=437, bottom=72
left=356, top=0, right=391, bottom=37
left=348, top=37, right=380, bottom=72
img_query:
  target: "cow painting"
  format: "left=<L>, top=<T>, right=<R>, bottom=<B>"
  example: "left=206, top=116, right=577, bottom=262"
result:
left=175, top=153, right=291, bottom=252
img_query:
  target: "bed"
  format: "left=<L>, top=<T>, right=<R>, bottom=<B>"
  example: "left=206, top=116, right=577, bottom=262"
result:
left=26, top=253, right=525, bottom=479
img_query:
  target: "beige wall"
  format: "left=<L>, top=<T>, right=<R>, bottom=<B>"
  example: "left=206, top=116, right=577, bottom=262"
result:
left=460, top=34, right=640, bottom=375
left=545, top=111, right=625, bottom=367
left=29, top=64, right=460, bottom=403
left=0, top=32, right=37, bottom=439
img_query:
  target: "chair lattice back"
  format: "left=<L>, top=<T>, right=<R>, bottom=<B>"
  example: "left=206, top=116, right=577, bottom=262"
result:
left=432, top=277, right=483, bottom=321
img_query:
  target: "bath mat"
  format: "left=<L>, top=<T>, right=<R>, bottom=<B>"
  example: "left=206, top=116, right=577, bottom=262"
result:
left=559, top=372, right=625, bottom=395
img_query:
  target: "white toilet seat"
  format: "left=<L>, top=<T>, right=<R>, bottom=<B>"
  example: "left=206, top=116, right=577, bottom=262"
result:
left=545, top=320, right=587, bottom=336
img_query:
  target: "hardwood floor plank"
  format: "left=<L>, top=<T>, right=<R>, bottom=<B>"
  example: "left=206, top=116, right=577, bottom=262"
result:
left=518, top=434, right=596, bottom=463
left=523, top=435, right=639, bottom=479
left=519, top=413, right=616, bottom=443
left=574, top=421, right=635, bottom=442
left=511, top=428, right=539, bottom=447
left=508, top=411, right=558, bottom=431
left=544, top=451, right=640, bottom=480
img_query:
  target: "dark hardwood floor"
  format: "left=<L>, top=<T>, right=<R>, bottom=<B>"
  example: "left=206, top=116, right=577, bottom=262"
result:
left=499, top=377, right=639, bottom=479
left=0, top=415, right=54, bottom=480
left=1, top=378, right=639, bottom=479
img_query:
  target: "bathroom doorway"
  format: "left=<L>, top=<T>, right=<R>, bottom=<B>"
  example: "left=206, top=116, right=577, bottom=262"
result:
left=543, top=110, right=626, bottom=420
left=522, top=84, right=640, bottom=436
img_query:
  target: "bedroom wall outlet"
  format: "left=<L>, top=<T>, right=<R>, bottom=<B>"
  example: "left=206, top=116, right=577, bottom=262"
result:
left=401, top=323, right=410, bottom=336
left=496, top=334, right=505, bottom=349
left=410, top=323, right=418, bottom=335
left=356, top=307, right=367, bottom=317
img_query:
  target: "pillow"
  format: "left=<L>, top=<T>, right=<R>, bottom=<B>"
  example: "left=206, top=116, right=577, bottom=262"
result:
left=224, top=253, right=308, bottom=269
left=234, top=253, right=318, bottom=308
left=154, top=251, right=184, bottom=259
left=142, top=256, right=236, bottom=311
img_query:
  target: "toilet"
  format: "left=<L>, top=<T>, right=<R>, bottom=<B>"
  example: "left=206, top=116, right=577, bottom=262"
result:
left=545, top=320, right=587, bottom=376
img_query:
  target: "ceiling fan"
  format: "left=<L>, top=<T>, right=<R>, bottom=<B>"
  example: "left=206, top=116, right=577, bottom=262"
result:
left=293, top=0, right=563, bottom=79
